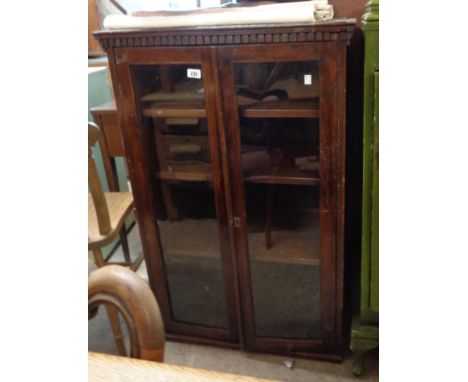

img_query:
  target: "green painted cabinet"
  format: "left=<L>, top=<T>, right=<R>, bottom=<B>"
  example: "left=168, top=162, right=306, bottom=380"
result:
left=350, top=0, right=379, bottom=376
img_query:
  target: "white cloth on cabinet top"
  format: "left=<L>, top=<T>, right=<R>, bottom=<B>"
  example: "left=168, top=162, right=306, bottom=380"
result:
left=103, top=1, right=334, bottom=30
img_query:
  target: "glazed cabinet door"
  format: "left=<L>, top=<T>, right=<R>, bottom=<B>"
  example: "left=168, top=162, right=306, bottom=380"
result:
left=218, top=43, right=344, bottom=357
left=111, top=47, right=240, bottom=344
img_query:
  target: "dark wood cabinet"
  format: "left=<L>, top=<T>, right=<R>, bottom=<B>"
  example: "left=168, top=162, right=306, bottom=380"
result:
left=95, top=19, right=354, bottom=361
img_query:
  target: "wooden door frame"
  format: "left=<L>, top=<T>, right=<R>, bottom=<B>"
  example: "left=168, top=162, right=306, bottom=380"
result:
left=107, top=46, right=241, bottom=345
left=217, top=42, right=346, bottom=359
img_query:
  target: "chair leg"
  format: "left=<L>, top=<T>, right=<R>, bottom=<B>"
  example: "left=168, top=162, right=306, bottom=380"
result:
left=105, top=304, right=127, bottom=357
left=161, top=181, right=180, bottom=221
left=265, top=184, right=274, bottom=249
left=129, top=209, right=145, bottom=271
left=119, top=224, right=132, bottom=264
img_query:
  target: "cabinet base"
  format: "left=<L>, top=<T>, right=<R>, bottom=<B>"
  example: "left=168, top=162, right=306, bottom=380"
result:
left=166, top=332, right=343, bottom=362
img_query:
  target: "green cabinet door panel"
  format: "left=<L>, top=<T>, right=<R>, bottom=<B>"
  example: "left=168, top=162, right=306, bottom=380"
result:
left=350, top=0, right=379, bottom=376
left=370, top=70, right=379, bottom=312
left=360, top=0, right=379, bottom=324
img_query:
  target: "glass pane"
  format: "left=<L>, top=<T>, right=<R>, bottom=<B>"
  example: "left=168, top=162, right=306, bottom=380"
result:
left=235, top=61, right=320, bottom=119
left=132, top=64, right=229, bottom=329
left=235, top=62, right=321, bottom=339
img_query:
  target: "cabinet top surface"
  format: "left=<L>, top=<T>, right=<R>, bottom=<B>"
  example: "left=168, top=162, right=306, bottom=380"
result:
left=94, top=18, right=355, bottom=50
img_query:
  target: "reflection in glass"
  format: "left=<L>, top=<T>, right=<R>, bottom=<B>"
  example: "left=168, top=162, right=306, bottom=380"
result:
left=235, top=61, right=321, bottom=339
left=132, top=64, right=229, bottom=329
left=235, top=61, right=320, bottom=118
left=245, top=183, right=321, bottom=339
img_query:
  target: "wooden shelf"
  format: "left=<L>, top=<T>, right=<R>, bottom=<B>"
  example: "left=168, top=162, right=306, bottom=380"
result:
left=158, top=218, right=320, bottom=266
left=239, top=99, right=319, bottom=119
left=237, top=76, right=320, bottom=119
left=163, top=249, right=320, bottom=266
left=244, top=167, right=319, bottom=186
left=155, top=162, right=213, bottom=182
left=142, top=99, right=318, bottom=119
left=157, top=171, right=213, bottom=182
left=141, top=79, right=204, bottom=102
left=141, top=79, right=206, bottom=118
left=140, top=78, right=320, bottom=119
left=143, top=103, right=206, bottom=118
left=251, top=255, right=320, bottom=266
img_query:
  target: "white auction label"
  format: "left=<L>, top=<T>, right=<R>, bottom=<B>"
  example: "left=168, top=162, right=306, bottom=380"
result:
left=304, top=74, right=313, bottom=85
left=187, top=68, right=202, bottom=79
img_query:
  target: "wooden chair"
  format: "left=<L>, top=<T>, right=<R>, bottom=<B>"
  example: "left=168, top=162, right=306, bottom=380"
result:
left=88, top=265, right=165, bottom=362
left=88, top=121, right=143, bottom=270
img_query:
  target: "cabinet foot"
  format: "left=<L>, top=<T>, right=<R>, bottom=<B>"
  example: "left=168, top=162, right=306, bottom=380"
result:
left=352, top=352, right=366, bottom=376
left=350, top=323, right=378, bottom=377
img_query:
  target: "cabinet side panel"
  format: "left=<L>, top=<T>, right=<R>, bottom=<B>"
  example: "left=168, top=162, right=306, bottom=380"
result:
left=370, top=71, right=379, bottom=312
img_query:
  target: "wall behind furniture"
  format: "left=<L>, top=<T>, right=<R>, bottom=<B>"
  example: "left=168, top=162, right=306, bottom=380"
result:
left=88, top=67, right=129, bottom=192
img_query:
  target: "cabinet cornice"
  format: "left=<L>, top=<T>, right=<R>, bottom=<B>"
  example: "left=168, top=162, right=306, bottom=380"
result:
left=94, top=19, right=355, bottom=51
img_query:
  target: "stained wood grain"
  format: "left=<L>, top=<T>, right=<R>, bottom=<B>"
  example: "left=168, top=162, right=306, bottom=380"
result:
left=88, top=352, right=281, bottom=382
left=142, top=104, right=206, bottom=118
left=94, top=19, right=355, bottom=50
left=96, top=19, right=353, bottom=361
left=88, top=265, right=165, bottom=362
left=91, top=101, right=126, bottom=158
left=240, top=100, right=319, bottom=118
